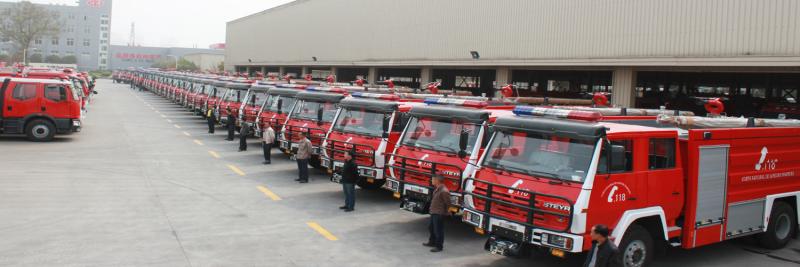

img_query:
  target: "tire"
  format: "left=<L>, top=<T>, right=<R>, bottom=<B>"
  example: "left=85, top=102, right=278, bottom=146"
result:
left=308, top=155, right=322, bottom=169
left=758, top=201, right=796, bottom=249
left=617, top=224, right=653, bottom=267
left=356, top=178, right=385, bottom=190
left=25, top=119, right=56, bottom=142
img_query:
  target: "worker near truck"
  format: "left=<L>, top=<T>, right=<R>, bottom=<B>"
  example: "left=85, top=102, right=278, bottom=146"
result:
left=226, top=107, right=235, bottom=141
left=295, top=132, right=312, bottom=183
left=339, top=150, right=358, bottom=212
left=206, top=109, right=215, bottom=134
left=262, top=122, right=275, bottom=164
left=583, top=225, right=620, bottom=267
left=239, top=123, right=250, bottom=152
left=424, top=175, right=451, bottom=253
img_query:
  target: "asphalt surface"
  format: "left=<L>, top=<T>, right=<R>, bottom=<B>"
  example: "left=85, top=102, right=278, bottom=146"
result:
left=0, top=79, right=798, bottom=266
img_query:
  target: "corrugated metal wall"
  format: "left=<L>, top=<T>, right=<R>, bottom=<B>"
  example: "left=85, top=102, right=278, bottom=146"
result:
left=226, top=0, right=800, bottom=66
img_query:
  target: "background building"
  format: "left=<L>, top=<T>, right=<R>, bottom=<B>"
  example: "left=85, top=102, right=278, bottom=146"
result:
left=0, top=0, right=113, bottom=70
left=183, top=52, right=225, bottom=72
left=226, top=0, right=800, bottom=116
left=108, top=45, right=224, bottom=70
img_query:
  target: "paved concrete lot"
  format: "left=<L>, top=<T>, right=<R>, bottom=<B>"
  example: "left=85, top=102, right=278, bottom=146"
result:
left=0, top=79, right=798, bottom=266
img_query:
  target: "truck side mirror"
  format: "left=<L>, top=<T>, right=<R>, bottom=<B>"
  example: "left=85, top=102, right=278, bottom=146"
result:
left=276, top=99, right=283, bottom=115
left=382, top=115, right=390, bottom=138
left=316, top=106, right=324, bottom=124
left=458, top=130, right=469, bottom=158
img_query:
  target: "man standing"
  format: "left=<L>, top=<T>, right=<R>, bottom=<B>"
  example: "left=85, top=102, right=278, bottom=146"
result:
left=262, top=122, right=275, bottom=164
left=339, top=150, right=358, bottom=212
left=583, top=224, right=620, bottom=267
left=206, top=108, right=215, bottom=134
left=226, top=107, right=235, bottom=141
left=239, top=123, right=249, bottom=152
left=424, top=175, right=451, bottom=253
left=295, top=132, right=312, bottom=183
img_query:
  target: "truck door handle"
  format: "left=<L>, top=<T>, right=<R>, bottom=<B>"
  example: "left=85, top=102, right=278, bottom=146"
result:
left=628, top=197, right=638, bottom=201
left=672, top=191, right=680, bottom=195
left=41, top=107, right=46, bottom=112
left=6, top=106, right=10, bottom=111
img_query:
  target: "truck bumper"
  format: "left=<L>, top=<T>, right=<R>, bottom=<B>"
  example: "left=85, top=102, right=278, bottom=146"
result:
left=462, top=208, right=584, bottom=254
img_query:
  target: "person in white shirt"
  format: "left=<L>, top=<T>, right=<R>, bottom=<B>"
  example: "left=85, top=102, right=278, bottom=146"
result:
left=262, top=122, right=276, bottom=164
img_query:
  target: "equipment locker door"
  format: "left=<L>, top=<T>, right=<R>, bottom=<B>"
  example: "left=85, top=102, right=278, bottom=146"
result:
left=692, top=145, right=729, bottom=247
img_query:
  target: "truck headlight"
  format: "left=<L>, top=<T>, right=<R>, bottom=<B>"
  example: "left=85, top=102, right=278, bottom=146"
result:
left=72, top=120, right=81, bottom=127
left=541, top=233, right=573, bottom=249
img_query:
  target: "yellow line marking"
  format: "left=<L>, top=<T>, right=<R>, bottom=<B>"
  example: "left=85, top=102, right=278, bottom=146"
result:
left=208, top=150, right=220, bottom=158
left=257, top=185, right=282, bottom=201
left=306, top=222, right=338, bottom=241
left=193, top=139, right=204, bottom=146
left=227, top=164, right=246, bottom=176
left=182, top=131, right=191, bottom=136
left=174, top=124, right=181, bottom=129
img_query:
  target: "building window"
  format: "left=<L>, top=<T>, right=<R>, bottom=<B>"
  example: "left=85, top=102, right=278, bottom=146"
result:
left=66, top=38, right=74, bottom=46
left=100, top=40, right=107, bottom=44
left=65, top=51, right=75, bottom=56
left=81, top=52, right=90, bottom=57
left=101, top=19, right=108, bottom=25
left=84, top=27, right=91, bottom=34
left=34, top=39, right=42, bottom=45
left=83, top=39, right=90, bottom=47
left=68, top=14, right=75, bottom=20
left=50, top=50, right=58, bottom=55
left=66, top=26, right=74, bottom=33
left=102, top=32, right=108, bottom=38
left=101, top=46, right=107, bottom=51
left=51, top=38, right=59, bottom=45
left=101, top=26, right=108, bottom=31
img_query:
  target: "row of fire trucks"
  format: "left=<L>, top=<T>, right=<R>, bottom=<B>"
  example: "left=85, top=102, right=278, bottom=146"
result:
left=117, top=69, right=800, bottom=267
left=0, top=68, right=94, bottom=141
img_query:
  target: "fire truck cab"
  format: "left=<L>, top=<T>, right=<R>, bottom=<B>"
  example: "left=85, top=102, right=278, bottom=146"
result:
left=238, top=84, right=272, bottom=129
left=203, top=79, right=231, bottom=118
left=462, top=106, right=800, bottom=266
left=386, top=98, right=514, bottom=214
left=216, top=80, right=252, bottom=126
left=0, top=78, right=82, bottom=141
left=254, top=87, right=302, bottom=138
left=279, top=88, right=347, bottom=168
left=322, top=92, right=422, bottom=189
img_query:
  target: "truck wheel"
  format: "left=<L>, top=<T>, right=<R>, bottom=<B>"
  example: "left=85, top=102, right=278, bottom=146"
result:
left=758, top=201, right=796, bottom=249
left=617, top=224, right=653, bottom=267
left=308, top=156, right=322, bottom=169
left=25, top=119, right=56, bottom=142
left=356, top=178, right=385, bottom=190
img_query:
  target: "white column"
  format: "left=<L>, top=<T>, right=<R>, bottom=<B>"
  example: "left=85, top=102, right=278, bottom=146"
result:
left=611, top=68, right=637, bottom=108
left=278, top=66, right=286, bottom=76
left=367, top=67, right=378, bottom=85
left=419, top=67, right=432, bottom=85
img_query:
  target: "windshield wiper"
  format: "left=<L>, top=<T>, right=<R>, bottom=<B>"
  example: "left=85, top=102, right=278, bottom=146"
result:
left=488, top=163, right=561, bottom=181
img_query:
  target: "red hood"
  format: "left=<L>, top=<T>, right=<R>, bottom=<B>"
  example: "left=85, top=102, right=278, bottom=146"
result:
left=326, top=130, right=382, bottom=167
left=284, top=118, right=331, bottom=145
left=259, top=111, right=289, bottom=131
left=391, top=146, right=466, bottom=192
left=242, top=104, right=260, bottom=123
left=220, top=101, right=243, bottom=117
left=470, top=168, right=579, bottom=232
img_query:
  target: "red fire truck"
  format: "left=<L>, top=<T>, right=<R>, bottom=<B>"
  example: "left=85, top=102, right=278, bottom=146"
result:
left=238, top=84, right=272, bottom=129
left=385, top=98, right=514, bottom=214
left=253, top=87, right=303, bottom=139
left=462, top=105, right=800, bottom=266
left=216, top=80, right=252, bottom=126
left=278, top=87, right=348, bottom=167
left=0, top=77, right=82, bottom=141
left=191, top=78, right=215, bottom=115
left=203, top=79, right=231, bottom=119
left=322, top=92, right=424, bottom=189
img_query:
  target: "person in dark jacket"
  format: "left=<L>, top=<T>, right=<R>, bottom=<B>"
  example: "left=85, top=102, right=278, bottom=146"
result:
left=339, top=150, right=358, bottom=212
left=206, top=108, right=215, bottom=134
left=583, top=224, right=621, bottom=267
left=226, top=107, right=235, bottom=141
left=239, top=122, right=249, bottom=152
left=423, top=175, right=451, bottom=253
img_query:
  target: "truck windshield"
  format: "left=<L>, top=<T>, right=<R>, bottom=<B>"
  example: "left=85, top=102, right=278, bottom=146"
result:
left=213, top=88, right=227, bottom=98
left=482, top=131, right=597, bottom=182
left=264, top=95, right=296, bottom=114
left=248, top=92, right=268, bottom=106
left=222, top=89, right=242, bottom=102
left=333, top=108, right=387, bottom=137
left=69, top=79, right=84, bottom=97
left=292, top=100, right=337, bottom=122
left=401, top=117, right=481, bottom=154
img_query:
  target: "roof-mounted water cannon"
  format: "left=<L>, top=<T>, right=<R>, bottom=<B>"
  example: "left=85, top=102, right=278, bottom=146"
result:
left=277, top=84, right=308, bottom=90
left=284, top=74, right=293, bottom=83
left=350, top=92, right=400, bottom=101
left=500, top=84, right=515, bottom=98
left=704, top=98, right=725, bottom=116
left=424, top=97, right=489, bottom=109
left=513, top=106, right=603, bottom=122
left=425, top=82, right=441, bottom=94
left=354, top=78, right=365, bottom=87
left=304, top=74, right=313, bottom=81
left=592, top=92, right=610, bottom=107
left=305, top=86, right=347, bottom=94
left=267, top=72, right=280, bottom=81
left=254, top=71, right=265, bottom=80
left=326, top=75, right=336, bottom=84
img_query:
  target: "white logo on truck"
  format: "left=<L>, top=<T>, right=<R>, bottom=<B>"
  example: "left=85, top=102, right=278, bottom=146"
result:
left=755, top=146, right=776, bottom=171
left=601, top=182, right=631, bottom=203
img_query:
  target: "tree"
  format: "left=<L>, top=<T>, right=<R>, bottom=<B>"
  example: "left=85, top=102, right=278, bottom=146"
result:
left=217, top=61, right=225, bottom=72
left=151, top=57, right=199, bottom=71
left=0, top=2, right=61, bottom=64
left=44, top=54, right=61, bottom=64
left=61, top=55, right=77, bottom=64
left=28, top=53, right=43, bottom=63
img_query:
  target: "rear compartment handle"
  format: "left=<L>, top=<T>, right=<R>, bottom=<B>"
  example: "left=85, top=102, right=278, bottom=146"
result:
left=672, top=191, right=680, bottom=195
left=628, top=196, right=638, bottom=201
left=41, top=107, right=46, bottom=112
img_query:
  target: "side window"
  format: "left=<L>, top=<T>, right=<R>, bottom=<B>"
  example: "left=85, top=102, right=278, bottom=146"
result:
left=649, top=138, right=676, bottom=169
left=12, top=84, right=37, bottom=100
left=45, top=85, right=67, bottom=102
left=598, top=140, right=633, bottom=174
left=392, top=113, right=409, bottom=133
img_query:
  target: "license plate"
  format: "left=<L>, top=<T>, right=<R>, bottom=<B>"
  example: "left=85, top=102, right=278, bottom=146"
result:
left=331, top=174, right=342, bottom=183
left=498, top=221, right=519, bottom=231
left=280, top=142, right=289, bottom=149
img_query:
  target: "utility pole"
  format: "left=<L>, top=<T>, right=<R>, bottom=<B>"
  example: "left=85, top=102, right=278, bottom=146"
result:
left=129, top=22, right=136, bottom=46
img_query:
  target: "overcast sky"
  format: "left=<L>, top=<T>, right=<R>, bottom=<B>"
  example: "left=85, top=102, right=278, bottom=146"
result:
left=22, top=0, right=294, bottom=48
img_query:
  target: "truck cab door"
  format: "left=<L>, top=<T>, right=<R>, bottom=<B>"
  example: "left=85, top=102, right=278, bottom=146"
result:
left=42, top=84, right=71, bottom=119
left=591, top=139, right=648, bottom=226
left=645, top=137, right=683, bottom=221
left=6, top=83, right=40, bottom=118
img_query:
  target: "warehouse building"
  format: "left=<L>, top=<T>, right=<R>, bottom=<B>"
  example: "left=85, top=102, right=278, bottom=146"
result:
left=226, top=0, right=800, bottom=116
left=0, top=0, right=113, bottom=70
left=108, top=45, right=224, bottom=70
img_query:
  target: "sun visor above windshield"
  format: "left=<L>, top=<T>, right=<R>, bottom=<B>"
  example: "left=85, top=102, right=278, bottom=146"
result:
left=212, top=80, right=231, bottom=87
left=494, top=116, right=606, bottom=140
left=409, top=105, right=489, bottom=124
left=296, top=91, right=346, bottom=103
left=225, top=82, right=252, bottom=90
left=339, top=98, right=398, bottom=113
